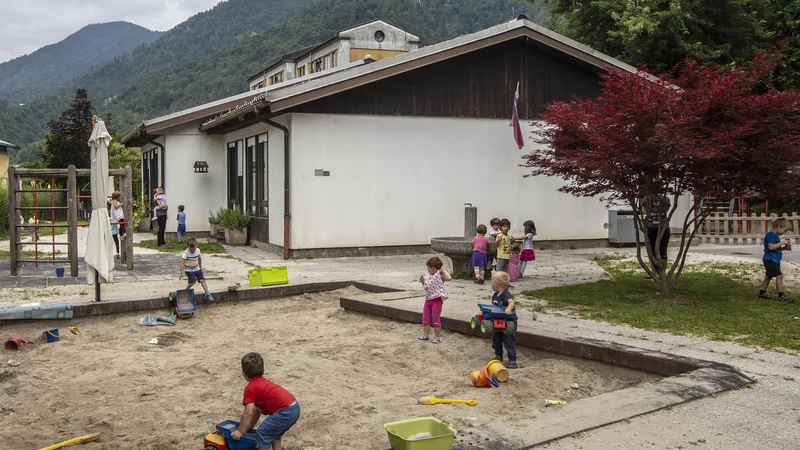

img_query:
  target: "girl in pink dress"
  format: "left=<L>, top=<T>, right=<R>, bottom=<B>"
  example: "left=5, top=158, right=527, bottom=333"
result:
left=508, top=244, right=522, bottom=282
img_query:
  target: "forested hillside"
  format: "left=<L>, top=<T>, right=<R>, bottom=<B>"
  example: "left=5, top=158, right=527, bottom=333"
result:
left=0, top=22, right=161, bottom=103
left=103, top=0, right=547, bottom=137
left=0, top=0, right=319, bottom=153
left=1, top=0, right=544, bottom=158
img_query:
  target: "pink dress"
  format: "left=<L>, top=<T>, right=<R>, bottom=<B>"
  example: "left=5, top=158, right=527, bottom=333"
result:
left=508, top=253, right=521, bottom=282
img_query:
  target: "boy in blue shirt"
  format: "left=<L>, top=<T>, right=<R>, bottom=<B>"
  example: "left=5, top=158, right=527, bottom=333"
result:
left=176, top=205, right=187, bottom=243
left=759, top=218, right=793, bottom=303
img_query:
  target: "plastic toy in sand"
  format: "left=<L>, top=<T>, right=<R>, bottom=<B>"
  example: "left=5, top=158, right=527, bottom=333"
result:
left=204, top=420, right=258, bottom=450
left=471, top=367, right=500, bottom=388
left=169, top=288, right=196, bottom=319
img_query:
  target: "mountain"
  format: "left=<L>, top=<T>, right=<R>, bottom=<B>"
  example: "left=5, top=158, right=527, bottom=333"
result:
left=0, top=22, right=161, bottom=103
left=0, top=0, right=318, bottom=152
left=1, top=0, right=546, bottom=158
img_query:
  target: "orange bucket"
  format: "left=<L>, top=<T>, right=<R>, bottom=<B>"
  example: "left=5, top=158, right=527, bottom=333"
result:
left=486, top=359, right=509, bottom=383
left=470, top=367, right=500, bottom=388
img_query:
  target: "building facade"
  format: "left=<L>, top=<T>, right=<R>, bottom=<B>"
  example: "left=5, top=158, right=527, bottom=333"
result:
left=123, top=18, right=690, bottom=259
left=247, top=20, right=419, bottom=91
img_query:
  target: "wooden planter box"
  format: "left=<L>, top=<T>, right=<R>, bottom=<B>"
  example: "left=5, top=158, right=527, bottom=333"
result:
left=224, top=228, right=246, bottom=245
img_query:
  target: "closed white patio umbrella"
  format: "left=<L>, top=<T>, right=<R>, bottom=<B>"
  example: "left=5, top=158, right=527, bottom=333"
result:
left=85, top=117, right=115, bottom=301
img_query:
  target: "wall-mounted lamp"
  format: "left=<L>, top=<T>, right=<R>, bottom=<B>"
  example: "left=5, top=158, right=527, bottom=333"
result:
left=193, top=161, right=209, bottom=173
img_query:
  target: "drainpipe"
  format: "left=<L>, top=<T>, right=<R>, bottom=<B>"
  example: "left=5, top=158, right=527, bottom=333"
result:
left=254, top=106, right=291, bottom=260
left=141, top=130, right=165, bottom=190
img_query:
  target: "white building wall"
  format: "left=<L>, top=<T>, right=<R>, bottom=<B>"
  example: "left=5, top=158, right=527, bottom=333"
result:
left=162, top=121, right=226, bottom=233
left=289, top=114, right=618, bottom=249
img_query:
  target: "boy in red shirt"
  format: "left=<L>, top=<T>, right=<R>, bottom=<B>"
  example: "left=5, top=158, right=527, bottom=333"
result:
left=232, top=352, right=300, bottom=449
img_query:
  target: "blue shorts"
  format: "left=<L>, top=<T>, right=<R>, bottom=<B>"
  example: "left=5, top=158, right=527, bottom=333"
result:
left=186, top=269, right=205, bottom=283
left=256, top=402, right=300, bottom=448
left=176, top=223, right=186, bottom=237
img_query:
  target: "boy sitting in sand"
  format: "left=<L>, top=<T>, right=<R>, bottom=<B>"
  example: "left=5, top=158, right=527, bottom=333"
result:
left=232, top=352, right=300, bottom=450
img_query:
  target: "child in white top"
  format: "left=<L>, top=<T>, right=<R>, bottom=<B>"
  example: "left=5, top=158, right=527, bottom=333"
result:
left=513, top=220, right=536, bottom=277
left=416, top=256, right=452, bottom=344
left=179, top=237, right=214, bottom=301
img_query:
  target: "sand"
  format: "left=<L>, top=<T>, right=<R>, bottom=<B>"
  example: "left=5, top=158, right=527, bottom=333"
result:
left=0, top=287, right=654, bottom=449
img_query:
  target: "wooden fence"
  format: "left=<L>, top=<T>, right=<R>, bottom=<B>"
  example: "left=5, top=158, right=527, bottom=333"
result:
left=697, top=212, right=800, bottom=244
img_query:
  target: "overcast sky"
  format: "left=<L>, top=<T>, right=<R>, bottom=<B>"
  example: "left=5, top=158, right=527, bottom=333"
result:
left=0, top=0, right=225, bottom=63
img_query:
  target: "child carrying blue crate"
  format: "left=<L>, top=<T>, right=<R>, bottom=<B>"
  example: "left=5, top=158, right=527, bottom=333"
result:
left=491, top=271, right=518, bottom=369
left=232, top=352, right=300, bottom=450
left=179, top=237, right=214, bottom=301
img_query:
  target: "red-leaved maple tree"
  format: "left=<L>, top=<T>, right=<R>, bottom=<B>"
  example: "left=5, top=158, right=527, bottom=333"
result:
left=523, top=50, right=800, bottom=297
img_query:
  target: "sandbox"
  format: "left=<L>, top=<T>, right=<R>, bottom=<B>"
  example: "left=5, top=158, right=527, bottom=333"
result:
left=0, top=287, right=660, bottom=449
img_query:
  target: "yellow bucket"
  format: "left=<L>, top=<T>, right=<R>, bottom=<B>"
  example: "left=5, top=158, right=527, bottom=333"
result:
left=486, top=359, right=509, bottom=383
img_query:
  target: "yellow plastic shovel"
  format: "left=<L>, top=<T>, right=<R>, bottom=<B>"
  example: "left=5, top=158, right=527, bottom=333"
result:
left=39, top=433, right=100, bottom=450
left=419, top=396, right=477, bottom=406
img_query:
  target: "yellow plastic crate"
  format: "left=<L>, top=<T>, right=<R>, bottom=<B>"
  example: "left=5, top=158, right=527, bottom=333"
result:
left=384, top=417, right=456, bottom=450
left=248, top=266, right=288, bottom=287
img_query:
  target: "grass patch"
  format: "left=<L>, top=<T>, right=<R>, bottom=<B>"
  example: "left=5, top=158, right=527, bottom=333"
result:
left=135, top=238, right=228, bottom=254
left=521, top=256, right=800, bottom=350
left=0, top=250, right=62, bottom=261
left=452, top=271, right=477, bottom=280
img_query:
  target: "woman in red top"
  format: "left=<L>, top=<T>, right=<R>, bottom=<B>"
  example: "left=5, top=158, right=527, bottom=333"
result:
left=232, top=352, right=300, bottom=449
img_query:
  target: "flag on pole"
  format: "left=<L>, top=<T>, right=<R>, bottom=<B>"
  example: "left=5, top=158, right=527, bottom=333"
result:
left=512, top=81, right=524, bottom=149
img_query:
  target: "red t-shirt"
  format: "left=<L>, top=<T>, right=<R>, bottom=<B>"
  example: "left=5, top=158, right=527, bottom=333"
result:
left=242, top=376, right=296, bottom=414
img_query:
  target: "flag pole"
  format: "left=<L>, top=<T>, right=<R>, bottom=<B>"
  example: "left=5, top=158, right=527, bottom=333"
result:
left=91, top=115, right=101, bottom=303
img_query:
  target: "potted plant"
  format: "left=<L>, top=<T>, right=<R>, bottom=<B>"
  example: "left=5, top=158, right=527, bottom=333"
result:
left=218, top=206, right=250, bottom=245
left=208, top=209, right=221, bottom=236
left=133, top=195, right=151, bottom=232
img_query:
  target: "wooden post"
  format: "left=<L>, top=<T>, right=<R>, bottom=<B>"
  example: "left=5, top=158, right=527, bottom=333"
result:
left=8, top=166, right=17, bottom=276
left=123, top=165, right=134, bottom=270
left=67, top=165, right=78, bottom=277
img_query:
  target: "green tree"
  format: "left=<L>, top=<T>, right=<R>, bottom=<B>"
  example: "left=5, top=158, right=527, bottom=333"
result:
left=108, top=140, right=142, bottom=201
left=527, top=0, right=799, bottom=86
left=42, top=89, right=95, bottom=169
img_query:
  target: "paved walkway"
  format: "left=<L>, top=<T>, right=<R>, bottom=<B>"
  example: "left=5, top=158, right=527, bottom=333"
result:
left=1, top=236, right=798, bottom=448
left=0, top=255, right=222, bottom=288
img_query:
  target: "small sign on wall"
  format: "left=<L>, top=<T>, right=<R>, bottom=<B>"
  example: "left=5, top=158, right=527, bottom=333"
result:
left=314, top=169, right=330, bottom=176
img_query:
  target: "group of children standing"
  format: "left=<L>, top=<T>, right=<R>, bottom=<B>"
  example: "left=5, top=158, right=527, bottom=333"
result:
left=472, top=218, right=536, bottom=283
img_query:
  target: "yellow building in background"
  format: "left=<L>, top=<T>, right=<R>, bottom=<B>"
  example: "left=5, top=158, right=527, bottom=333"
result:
left=0, top=139, right=15, bottom=181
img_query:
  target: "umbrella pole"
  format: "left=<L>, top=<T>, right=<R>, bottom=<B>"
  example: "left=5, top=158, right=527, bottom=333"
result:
left=95, top=269, right=101, bottom=302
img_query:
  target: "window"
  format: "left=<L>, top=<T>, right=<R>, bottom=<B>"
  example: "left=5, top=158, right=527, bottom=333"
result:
left=246, top=137, right=257, bottom=215
left=374, top=30, right=385, bottom=42
left=258, top=134, right=268, bottom=216
left=243, top=135, right=268, bottom=217
left=268, top=71, right=284, bottom=85
left=312, top=57, right=323, bottom=73
left=296, top=65, right=306, bottom=77
left=330, top=50, right=337, bottom=67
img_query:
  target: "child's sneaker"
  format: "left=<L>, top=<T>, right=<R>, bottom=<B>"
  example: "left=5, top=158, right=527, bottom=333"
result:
left=778, top=294, right=794, bottom=303
left=416, top=336, right=429, bottom=342
left=432, top=337, right=441, bottom=344
left=758, top=292, right=773, bottom=300
left=506, top=360, right=518, bottom=369
left=203, top=292, right=214, bottom=302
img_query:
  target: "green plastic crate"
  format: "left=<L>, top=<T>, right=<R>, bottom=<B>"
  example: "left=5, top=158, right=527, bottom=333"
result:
left=384, top=417, right=456, bottom=450
left=248, top=266, right=289, bottom=287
